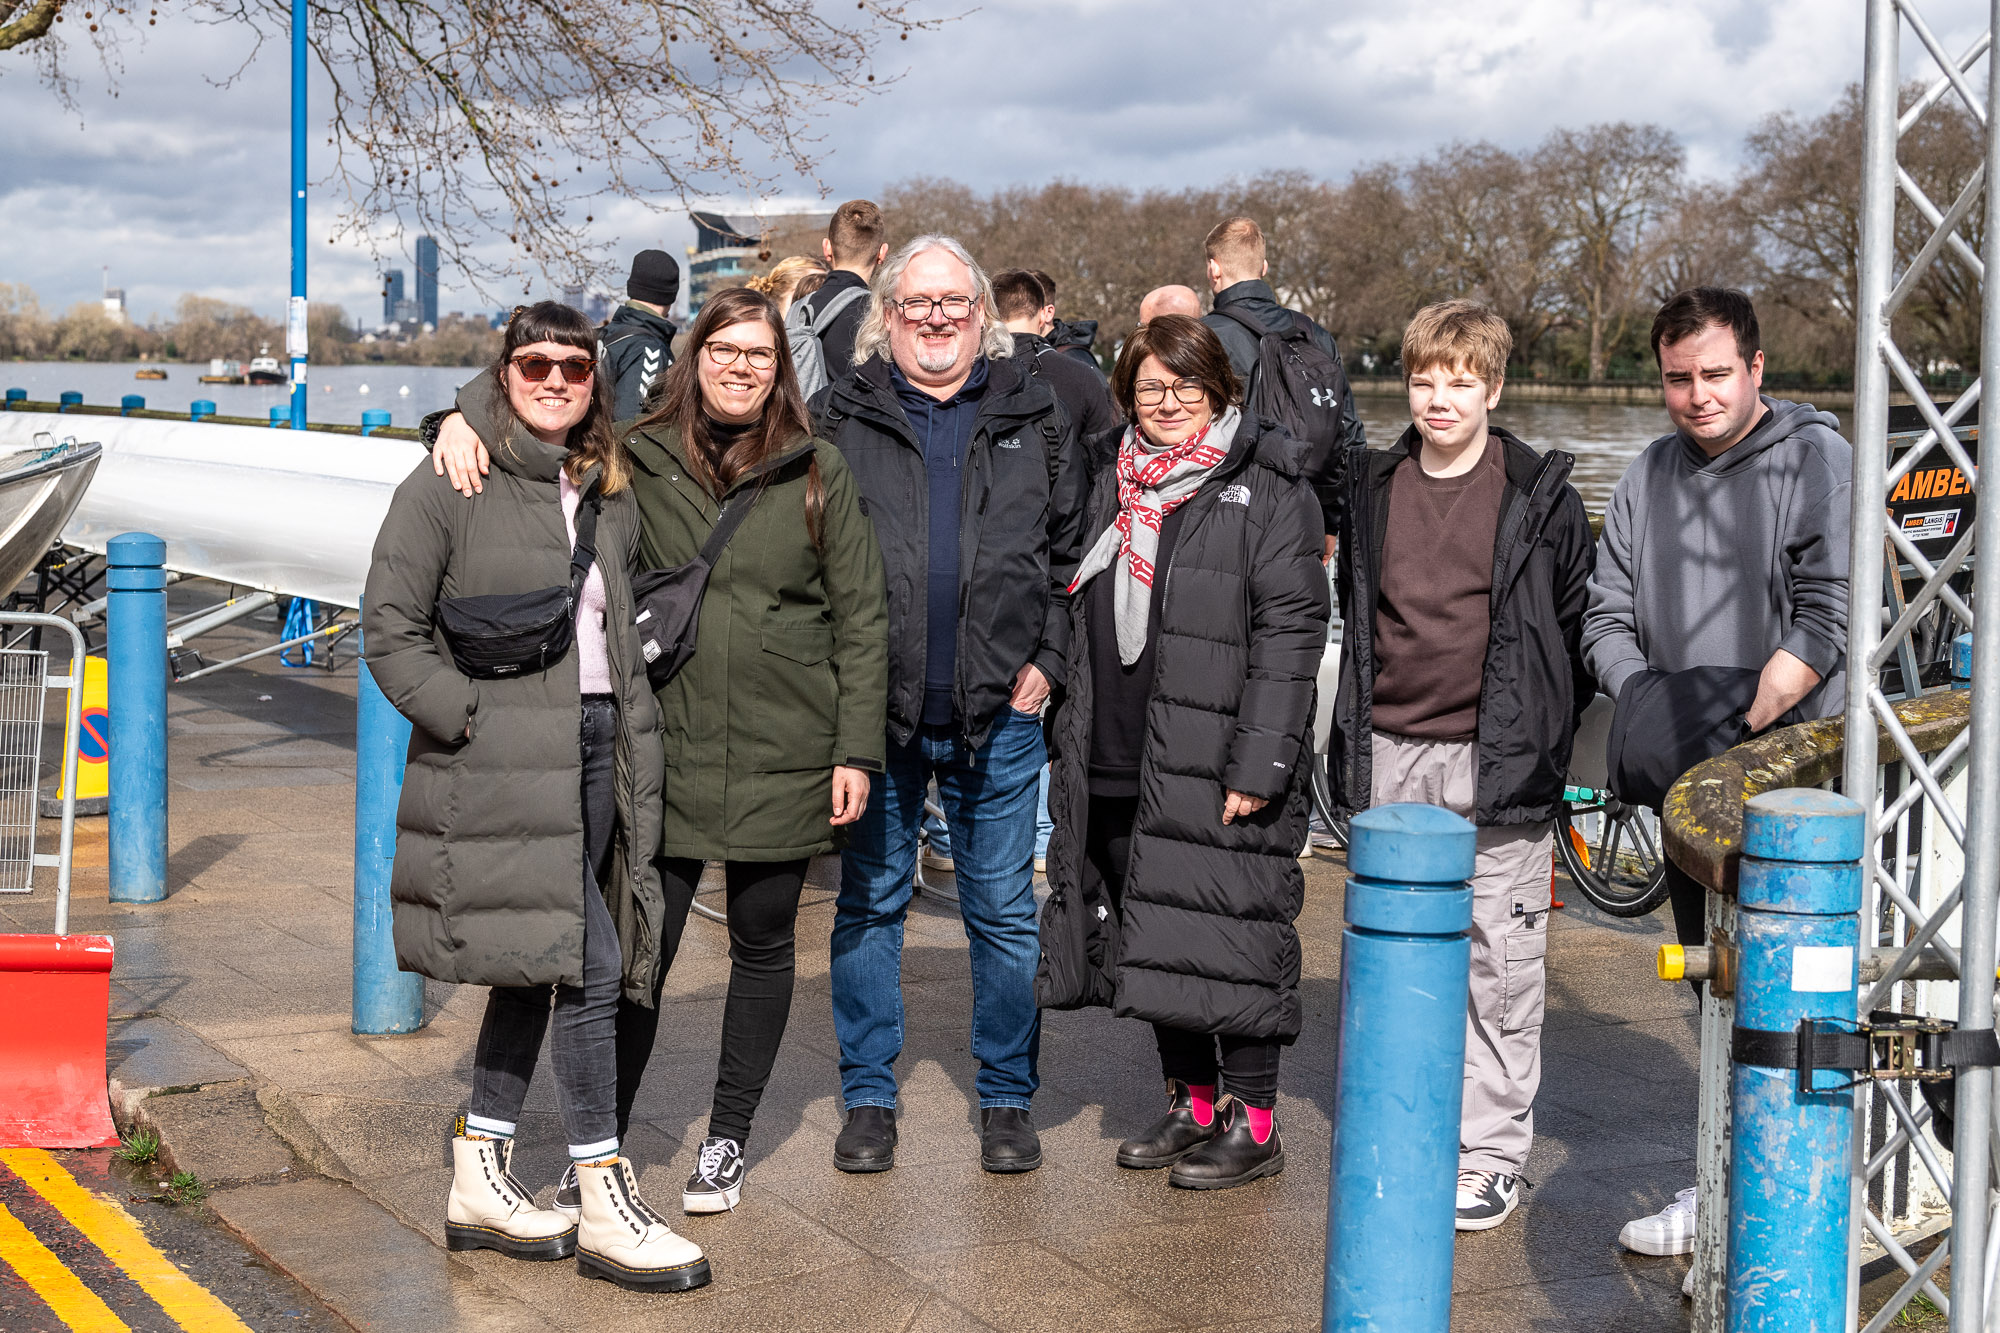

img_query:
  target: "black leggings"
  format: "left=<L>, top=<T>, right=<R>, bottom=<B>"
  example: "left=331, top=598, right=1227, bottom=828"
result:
left=1084, top=793, right=1283, bottom=1110
left=615, top=857, right=811, bottom=1146
left=1666, top=858, right=1707, bottom=1003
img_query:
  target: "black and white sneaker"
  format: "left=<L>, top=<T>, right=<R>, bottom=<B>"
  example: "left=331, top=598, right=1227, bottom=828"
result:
left=682, top=1137, right=745, bottom=1214
left=1455, top=1169, right=1520, bottom=1231
left=552, top=1162, right=581, bottom=1224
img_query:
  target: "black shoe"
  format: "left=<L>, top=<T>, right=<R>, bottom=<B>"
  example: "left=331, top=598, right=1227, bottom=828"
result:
left=979, top=1106, right=1042, bottom=1174
left=682, top=1137, right=745, bottom=1214
left=1117, top=1080, right=1224, bottom=1170
left=1168, top=1102, right=1284, bottom=1190
left=834, top=1105, right=897, bottom=1173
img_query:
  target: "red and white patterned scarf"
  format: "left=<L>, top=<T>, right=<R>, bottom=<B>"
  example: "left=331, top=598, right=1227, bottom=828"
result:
left=1070, top=407, right=1240, bottom=665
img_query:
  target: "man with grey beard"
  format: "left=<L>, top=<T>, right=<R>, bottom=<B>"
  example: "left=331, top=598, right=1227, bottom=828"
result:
left=810, top=236, right=1088, bottom=1178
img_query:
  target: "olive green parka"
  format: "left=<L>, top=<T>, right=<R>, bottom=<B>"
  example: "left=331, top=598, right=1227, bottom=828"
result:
left=363, top=381, right=668, bottom=1004
left=624, top=421, right=888, bottom=860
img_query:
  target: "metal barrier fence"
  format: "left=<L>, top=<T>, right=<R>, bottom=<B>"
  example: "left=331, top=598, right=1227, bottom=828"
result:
left=0, top=612, right=89, bottom=931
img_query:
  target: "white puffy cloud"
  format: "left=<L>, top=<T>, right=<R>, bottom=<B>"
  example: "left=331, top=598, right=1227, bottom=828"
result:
left=1, top=0, right=1987, bottom=321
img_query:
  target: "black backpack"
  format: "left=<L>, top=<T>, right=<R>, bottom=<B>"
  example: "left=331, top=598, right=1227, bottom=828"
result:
left=1214, top=306, right=1349, bottom=481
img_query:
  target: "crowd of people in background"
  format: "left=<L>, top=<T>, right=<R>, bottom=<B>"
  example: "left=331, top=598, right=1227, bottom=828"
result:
left=362, top=194, right=1852, bottom=1297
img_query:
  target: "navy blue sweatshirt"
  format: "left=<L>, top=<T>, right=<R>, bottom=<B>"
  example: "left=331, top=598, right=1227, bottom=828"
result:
left=891, top=358, right=990, bottom=726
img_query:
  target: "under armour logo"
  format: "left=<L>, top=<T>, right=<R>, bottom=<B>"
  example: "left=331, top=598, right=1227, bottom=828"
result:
left=1310, top=387, right=1339, bottom=408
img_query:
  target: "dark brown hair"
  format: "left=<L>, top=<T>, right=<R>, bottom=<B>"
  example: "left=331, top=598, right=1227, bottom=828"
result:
left=636, top=287, right=825, bottom=546
left=827, top=199, right=886, bottom=266
left=1109, top=313, right=1241, bottom=419
left=1651, top=286, right=1760, bottom=365
left=490, top=301, right=626, bottom=494
left=990, top=269, right=1047, bottom=323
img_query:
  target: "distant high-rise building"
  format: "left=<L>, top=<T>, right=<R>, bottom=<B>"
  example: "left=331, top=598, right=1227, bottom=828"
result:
left=416, top=236, right=440, bottom=328
left=101, top=289, right=127, bottom=322
left=383, top=269, right=406, bottom=325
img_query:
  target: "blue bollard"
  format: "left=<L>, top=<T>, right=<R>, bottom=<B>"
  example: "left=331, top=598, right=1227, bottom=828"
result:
left=190, top=399, right=216, bottom=422
left=4, top=389, right=23, bottom=407
left=121, top=395, right=145, bottom=416
left=58, top=391, right=82, bottom=413
left=1326, top=802, right=1477, bottom=1332
left=353, top=630, right=424, bottom=1034
left=1727, top=788, right=1864, bottom=1333
left=269, top=406, right=290, bottom=428
left=360, top=409, right=391, bottom=436
left=1954, top=632, right=1973, bottom=689
left=107, top=533, right=169, bottom=904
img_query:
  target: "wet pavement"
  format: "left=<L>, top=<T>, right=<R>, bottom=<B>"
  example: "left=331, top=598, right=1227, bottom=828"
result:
left=0, top=582, right=1703, bottom=1330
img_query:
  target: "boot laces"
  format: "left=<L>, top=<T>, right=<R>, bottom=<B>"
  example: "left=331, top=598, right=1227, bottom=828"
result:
left=695, top=1138, right=741, bottom=1211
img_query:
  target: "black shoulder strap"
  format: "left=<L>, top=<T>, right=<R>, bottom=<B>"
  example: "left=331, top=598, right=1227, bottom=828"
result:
left=567, top=490, right=601, bottom=605
left=699, top=486, right=762, bottom=566
left=1214, top=304, right=1311, bottom=345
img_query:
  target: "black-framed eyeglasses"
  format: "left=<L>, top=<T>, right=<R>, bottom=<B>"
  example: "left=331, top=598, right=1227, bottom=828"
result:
left=510, top=353, right=596, bottom=384
left=703, top=342, right=779, bottom=371
left=1132, top=378, right=1208, bottom=408
left=890, top=294, right=976, bottom=324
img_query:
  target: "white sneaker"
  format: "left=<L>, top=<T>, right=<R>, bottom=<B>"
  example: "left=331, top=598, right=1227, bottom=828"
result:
left=445, top=1136, right=577, bottom=1260
left=1620, top=1186, right=1697, bottom=1256
left=922, top=847, right=954, bottom=873
left=575, top=1157, right=712, bottom=1292
left=1454, top=1169, right=1519, bottom=1231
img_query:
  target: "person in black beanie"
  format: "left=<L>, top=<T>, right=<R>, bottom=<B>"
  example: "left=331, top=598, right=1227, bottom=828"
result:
left=600, top=249, right=683, bottom=421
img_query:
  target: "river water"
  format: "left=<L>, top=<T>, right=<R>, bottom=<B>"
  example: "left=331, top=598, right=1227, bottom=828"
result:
left=5, top=361, right=1857, bottom=510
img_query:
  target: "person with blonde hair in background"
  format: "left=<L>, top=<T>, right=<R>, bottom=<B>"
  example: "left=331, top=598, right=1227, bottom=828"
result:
left=750, top=255, right=829, bottom=318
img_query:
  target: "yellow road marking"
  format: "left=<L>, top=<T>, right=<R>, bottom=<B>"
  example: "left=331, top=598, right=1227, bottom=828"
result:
left=0, top=1201, right=131, bottom=1333
left=0, top=1150, right=250, bottom=1333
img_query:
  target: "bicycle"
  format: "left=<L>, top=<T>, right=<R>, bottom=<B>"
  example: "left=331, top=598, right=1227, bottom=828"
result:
left=1554, top=780, right=1669, bottom=917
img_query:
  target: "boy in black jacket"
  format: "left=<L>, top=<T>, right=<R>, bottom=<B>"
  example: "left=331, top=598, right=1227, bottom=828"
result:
left=1329, top=300, right=1596, bottom=1232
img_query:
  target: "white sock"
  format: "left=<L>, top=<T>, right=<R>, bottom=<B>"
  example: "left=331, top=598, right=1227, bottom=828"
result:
left=570, top=1137, right=619, bottom=1163
left=465, top=1114, right=516, bottom=1140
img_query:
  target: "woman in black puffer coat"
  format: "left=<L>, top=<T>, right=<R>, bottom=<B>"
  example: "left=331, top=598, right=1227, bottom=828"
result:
left=1035, top=315, right=1328, bottom=1190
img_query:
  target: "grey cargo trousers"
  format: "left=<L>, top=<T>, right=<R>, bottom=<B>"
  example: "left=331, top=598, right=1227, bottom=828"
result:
left=1370, top=732, right=1552, bottom=1176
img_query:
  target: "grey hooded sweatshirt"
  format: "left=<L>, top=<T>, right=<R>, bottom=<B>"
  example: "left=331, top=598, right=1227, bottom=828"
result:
left=1583, top=396, right=1852, bottom=720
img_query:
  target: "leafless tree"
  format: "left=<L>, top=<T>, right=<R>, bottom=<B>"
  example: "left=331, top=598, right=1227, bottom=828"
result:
left=1536, top=123, right=1684, bottom=379
left=1405, top=142, right=1570, bottom=360
left=4, top=0, right=942, bottom=294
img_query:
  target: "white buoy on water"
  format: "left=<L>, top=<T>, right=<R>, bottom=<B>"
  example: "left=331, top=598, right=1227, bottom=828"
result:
left=358, top=384, right=370, bottom=395
left=399, top=385, right=410, bottom=397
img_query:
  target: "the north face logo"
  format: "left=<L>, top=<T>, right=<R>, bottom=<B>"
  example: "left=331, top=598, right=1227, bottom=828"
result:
left=1220, top=484, right=1251, bottom=505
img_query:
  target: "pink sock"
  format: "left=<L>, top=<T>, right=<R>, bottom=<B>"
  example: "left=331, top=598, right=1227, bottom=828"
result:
left=1186, top=1083, right=1217, bottom=1127
left=1245, top=1105, right=1274, bottom=1144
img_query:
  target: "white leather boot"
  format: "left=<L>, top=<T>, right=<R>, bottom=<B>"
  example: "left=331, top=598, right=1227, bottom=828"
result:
left=575, top=1157, right=712, bottom=1292
left=445, top=1136, right=577, bottom=1260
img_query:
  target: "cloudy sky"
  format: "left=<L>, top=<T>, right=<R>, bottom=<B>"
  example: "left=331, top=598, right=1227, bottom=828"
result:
left=2, top=0, right=1987, bottom=327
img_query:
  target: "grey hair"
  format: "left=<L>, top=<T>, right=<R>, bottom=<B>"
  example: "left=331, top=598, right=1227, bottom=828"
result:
left=850, top=234, right=1016, bottom=368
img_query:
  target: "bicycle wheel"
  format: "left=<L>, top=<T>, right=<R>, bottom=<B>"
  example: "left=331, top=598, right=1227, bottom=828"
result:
left=1307, top=752, right=1349, bottom=852
left=1556, top=794, right=1670, bottom=917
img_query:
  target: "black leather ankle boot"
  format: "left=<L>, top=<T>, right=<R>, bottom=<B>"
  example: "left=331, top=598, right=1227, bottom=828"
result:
left=1168, top=1101, right=1284, bottom=1190
left=833, top=1105, right=898, bottom=1173
left=1117, top=1080, right=1223, bottom=1169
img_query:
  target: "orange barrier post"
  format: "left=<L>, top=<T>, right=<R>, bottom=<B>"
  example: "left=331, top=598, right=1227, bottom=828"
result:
left=0, top=934, right=119, bottom=1147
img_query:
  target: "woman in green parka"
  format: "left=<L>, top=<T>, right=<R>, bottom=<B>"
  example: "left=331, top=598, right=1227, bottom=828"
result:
left=436, top=286, right=888, bottom=1217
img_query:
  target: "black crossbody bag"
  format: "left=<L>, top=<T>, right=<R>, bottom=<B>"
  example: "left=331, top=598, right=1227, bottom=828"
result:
left=631, top=486, right=761, bottom=689
left=436, top=493, right=600, bottom=679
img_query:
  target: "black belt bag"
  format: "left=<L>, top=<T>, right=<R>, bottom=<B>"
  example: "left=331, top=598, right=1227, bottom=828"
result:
left=437, top=491, right=600, bottom=679
left=631, top=486, right=760, bottom=690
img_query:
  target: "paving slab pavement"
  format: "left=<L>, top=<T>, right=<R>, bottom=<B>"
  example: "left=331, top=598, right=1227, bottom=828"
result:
left=0, top=593, right=1703, bottom=1330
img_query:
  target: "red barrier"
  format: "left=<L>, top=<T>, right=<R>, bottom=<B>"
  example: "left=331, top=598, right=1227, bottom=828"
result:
left=0, top=933, right=120, bottom=1147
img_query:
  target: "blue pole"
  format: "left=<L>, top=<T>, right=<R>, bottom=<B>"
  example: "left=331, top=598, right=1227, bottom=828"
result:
left=288, top=0, right=308, bottom=429
left=122, top=395, right=145, bottom=416
left=1326, top=802, right=1476, bottom=1331
left=58, top=391, right=81, bottom=413
left=106, top=533, right=168, bottom=904
left=1727, top=788, right=1864, bottom=1333
left=352, top=623, right=423, bottom=1034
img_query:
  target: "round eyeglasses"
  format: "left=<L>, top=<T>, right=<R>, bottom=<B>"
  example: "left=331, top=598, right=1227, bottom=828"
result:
left=1132, top=378, right=1209, bottom=408
left=703, top=342, right=779, bottom=371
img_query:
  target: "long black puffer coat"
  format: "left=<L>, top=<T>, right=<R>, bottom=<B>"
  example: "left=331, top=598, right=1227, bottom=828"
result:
left=1035, top=415, right=1330, bottom=1040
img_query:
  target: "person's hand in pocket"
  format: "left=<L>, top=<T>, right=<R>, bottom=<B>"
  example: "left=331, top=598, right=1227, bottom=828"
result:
left=1009, top=663, right=1050, bottom=714
left=1222, top=790, right=1268, bottom=825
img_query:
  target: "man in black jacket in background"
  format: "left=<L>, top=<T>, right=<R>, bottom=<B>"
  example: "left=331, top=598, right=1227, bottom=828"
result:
left=797, top=199, right=889, bottom=378
left=811, top=235, right=1089, bottom=1181
left=598, top=249, right=680, bottom=421
left=993, top=269, right=1119, bottom=451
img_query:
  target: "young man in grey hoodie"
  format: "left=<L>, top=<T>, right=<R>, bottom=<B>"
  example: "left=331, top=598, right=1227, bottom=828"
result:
left=1583, top=285, right=1851, bottom=1273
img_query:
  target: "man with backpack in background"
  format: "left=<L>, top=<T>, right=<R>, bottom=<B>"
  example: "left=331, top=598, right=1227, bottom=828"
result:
left=788, top=200, right=890, bottom=398
left=598, top=249, right=681, bottom=420
left=1201, top=216, right=1366, bottom=557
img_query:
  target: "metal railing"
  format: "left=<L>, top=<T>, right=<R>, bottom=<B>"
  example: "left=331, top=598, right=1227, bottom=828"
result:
left=0, top=612, right=88, bottom=934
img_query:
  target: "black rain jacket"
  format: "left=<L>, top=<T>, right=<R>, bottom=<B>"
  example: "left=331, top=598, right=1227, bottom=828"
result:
left=599, top=302, right=678, bottom=422
left=1329, top=426, right=1597, bottom=827
left=811, top=352, right=1090, bottom=750
left=1036, top=415, right=1330, bottom=1040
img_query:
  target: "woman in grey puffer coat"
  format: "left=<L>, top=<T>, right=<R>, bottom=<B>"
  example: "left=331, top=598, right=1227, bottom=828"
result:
left=363, top=302, right=707, bottom=1295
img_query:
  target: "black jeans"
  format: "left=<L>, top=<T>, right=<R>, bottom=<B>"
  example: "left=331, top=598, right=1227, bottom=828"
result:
left=468, top=697, right=623, bottom=1151
left=615, top=857, right=811, bottom=1146
left=1084, top=792, right=1283, bottom=1111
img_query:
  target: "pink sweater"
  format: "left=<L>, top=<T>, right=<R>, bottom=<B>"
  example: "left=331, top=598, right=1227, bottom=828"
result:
left=559, top=472, right=613, bottom=694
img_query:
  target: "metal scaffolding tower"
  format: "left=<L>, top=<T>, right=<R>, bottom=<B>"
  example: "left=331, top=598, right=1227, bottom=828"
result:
left=1850, top=3, right=1998, bottom=1327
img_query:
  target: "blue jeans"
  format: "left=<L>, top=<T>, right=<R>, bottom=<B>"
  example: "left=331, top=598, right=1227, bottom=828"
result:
left=927, top=765, right=1052, bottom=861
left=833, top=708, right=1046, bottom=1110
